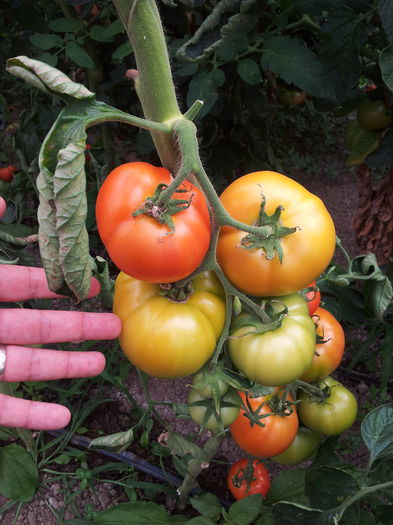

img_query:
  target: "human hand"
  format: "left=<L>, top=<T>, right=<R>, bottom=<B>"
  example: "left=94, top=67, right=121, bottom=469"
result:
left=0, top=198, right=121, bottom=430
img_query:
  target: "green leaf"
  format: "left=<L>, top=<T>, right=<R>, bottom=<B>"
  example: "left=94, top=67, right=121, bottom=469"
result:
left=36, top=52, right=58, bottom=67
left=260, top=36, right=332, bottom=99
left=166, top=432, right=207, bottom=461
left=49, top=17, right=83, bottom=33
left=65, top=42, right=95, bottom=69
left=29, top=33, right=64, bottom=50
left=89, top=25, right=116, bottom=43
left=90, top=428, right=135, bottom=449
left=101, top=19, right=124, bottom=37
left=6, top=56, right=94, bottom=101
left=264, top=469, right=308, bottom=506
left=112, top=41, right=133, bottom=59
left=228, top=494, right=263, bottom=525
left=237, top=59, right=262, bottom=85
left=271, top=502, right=324, bottom=524
left=346, top=126, right=380, bottom=166
left=189, top=493, right=222, bottom=520
left=305, top=466, right=359, bottom=510
left=186, top=69, right=225, bottom=118
left=380, top=43, right=393, bottom=91
left=186, top=518, right=216, bottom=525
left=366, top=128, right=393, bottom=168
left=361, top=404, right=393, bottom=465
left=0, top=444, right=38, bottom=502
left=379, top=0, right=393, bottom=41
left=255, top=509, right=275, bottom=525
left=93, top=502, right=186, bottom=524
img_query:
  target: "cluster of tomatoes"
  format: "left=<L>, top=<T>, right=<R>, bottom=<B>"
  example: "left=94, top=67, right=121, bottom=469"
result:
left=96, top=161, right=358, bottom=501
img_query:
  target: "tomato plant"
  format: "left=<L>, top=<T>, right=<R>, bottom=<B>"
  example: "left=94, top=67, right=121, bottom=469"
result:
left=230, top=390, right=299, bottom=457
left=304, top=281, right=321, bottom=315
left=113, top=271, right=225, bottom=378
left=229, top=294, right=316, bottom=386
left=227, top=458, right=271, bottom=500
left=0, top=165, right=16, bottom=182
left=217, top=171, right=336, bottom=296
left=96, top=162, right=211, bottom=283
left=301, top=307, right=345, bottom=383
left=188, top=388, right=240, bottom=431
left=298, top=376, right=358, bottom=436
left=356, top=99, right=393, bottom=130
left=271, top=427, right=321, bottom=465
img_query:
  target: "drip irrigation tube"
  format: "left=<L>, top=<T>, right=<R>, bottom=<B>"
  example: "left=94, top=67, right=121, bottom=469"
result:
left=47, top=429, right=231, bottom=508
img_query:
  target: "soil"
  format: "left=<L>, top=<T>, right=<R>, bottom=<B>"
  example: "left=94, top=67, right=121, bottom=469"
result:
left=0, top=157, right=388, bottom=524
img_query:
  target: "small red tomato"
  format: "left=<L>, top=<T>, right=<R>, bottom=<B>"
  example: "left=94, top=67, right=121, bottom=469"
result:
left=0, top=165, right=16, bottom=182
left=304, top=281, right=321, bottom=315
left=227, top=458, right=271, bottom=500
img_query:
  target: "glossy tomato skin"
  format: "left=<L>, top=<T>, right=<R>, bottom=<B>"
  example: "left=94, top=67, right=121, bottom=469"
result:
left=298, top=376, right=358, bottom=435
left=357, top=99, right=393, bottom=130
left=217, top=171, right=336, bottom=297
left=230, top=391, right=299, bottom=457
left=304, top=281, right=321, bottom=315
left=0, top=165, right=15, bottom=182
left=188, top=389, right=240, bottom=431
left=271, top=427, right=321, bottom=465
left=227, top=459, right=271, bottom=500
left=96, top=162, right=211, bottom=283
left=301, top=307, right=345, bottom=383
left=113, top=271, right=225, bottom=379
left=229, top=294, right=316, bottom=386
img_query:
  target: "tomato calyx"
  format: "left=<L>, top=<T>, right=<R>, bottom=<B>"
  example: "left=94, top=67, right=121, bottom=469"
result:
left=230, top=459, right=259, bottom=490
left=242, top=389, right=295, bottom=428
left=133, top=182, right=195, bottom=234
left=159, top=280, right=193, bottom=302
left=230, top=301, right=288, bottom=337
left=239, top=194, right=297, bottom=261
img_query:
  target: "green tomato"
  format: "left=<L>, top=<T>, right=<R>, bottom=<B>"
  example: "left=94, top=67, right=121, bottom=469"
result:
left=229, top=294, right=316, bottom=386
left=188, top=389, right=240, bottom=431
left=192, top=370, right=229, bottom=399
left=271, top=427, right=321, bottom=465
left=298, top=376, right=358, bottom=436
left=357, top=99, right=393, bottom=130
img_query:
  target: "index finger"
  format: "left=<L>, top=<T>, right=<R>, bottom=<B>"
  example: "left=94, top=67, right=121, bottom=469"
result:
left=0, top=197, right=5, bottom=218
left=0, top=265, right=100, bottom=302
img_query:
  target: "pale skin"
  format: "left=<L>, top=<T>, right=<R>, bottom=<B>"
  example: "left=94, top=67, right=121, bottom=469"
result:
left=0, top=196, right=121, bottom=430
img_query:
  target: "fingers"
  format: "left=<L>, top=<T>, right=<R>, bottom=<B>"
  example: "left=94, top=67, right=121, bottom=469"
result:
left=0, top=309, right=121, bottom=345
left=4, top=345, right=106, bottom=381
left=0, top=265, right=101, bottom=302
left=0, top=196, right=5, bottom=218
left=0, top=394, right=71, bottom=430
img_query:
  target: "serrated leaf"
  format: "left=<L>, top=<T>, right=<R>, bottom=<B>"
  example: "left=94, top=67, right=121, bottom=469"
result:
left=66, top=42, right=95, bottom=68
left=361, top=404, right=393, bottom=465
left=260, top=36, right=332, bottom=99
left=379, top=0, right=393, bottom=41
left=264, top=469, right=308, bottom=506
left=228, top=494, right=263, bottom=525
left=93, top=502, right=186, bottom=524
left=186, top=518, right=216, bottom=525
left=189, top=493, right=222, bottom=520
left=89, top=25, right=116, bottom=43
left=237, top=59, right=262, bottom=85
left=49, top=17, right=83, bottom=33
left=271, top=502, right=324, bottom=525
left=166, top=432, right=207, bottom=461
left=6, top=56, right=94, bottom=101
left=0, top=444, right=38, bottom=502
left=101, top=19, right=124, bottom=37
left=29, top=33, right=64, bottom=50
left=36, top=52, right=58, bottom=67
left=186, top=69, right=225, bottom=118
left=380, top=43, right=393, bottom=91
left=305, top=466, right=359, bottom=510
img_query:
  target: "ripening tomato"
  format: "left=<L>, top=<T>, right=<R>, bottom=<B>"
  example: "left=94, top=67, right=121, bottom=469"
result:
left=304, top=281, right=321, bottom=315
left=301, top=307, right=345, bottom=383
left=278, top=89, right=307, bottom=107
left=217, top=171, right=336, bottom=296
left=230, top=390, right=299, bottom=457
left=271, top=427, right=321, bottom=465
left=229, top=293, right=316, bottom=386
left=0, top=165, right=16, bottom=182
left=227, top=458, right=271, bottom=500
left=298, top=376, right=358, bottom=435
left=96, top=162, right=211, bottom=283
left=113, top=271, right=225, bottom=379
left=188, top=388, right=240, bottom=431
left=357, top=99, right=393, bottom=130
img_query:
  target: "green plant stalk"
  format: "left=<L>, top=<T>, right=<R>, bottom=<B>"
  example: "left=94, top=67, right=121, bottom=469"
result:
left=177, top=433, right=224, bottom=510
left=336, top=479, right=393, bottom=520
left=0, top=382, right=35, bottom=453
left=112, top=0, right=182, bottom=171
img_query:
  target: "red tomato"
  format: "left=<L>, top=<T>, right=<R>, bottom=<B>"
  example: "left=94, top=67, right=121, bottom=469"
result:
left=304, top=281, right=321, bottom=315
left=301, top=307, right=345, bottom=383
left=227, top=458, right=271, bottom=500
left=96, top=162, right=211, bottom=283
left=0, top=165, right=16, bottom=182
left=230, top=390, right=299, bottom=458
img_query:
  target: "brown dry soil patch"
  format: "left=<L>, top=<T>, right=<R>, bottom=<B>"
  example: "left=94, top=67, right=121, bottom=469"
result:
left=0, top=163, right=390, bottom=524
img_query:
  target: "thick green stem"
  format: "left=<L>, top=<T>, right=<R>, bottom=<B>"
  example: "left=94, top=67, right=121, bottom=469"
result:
left=177, top=433, right=224, bottom=510
left=113, top=0, right=182, bottom=171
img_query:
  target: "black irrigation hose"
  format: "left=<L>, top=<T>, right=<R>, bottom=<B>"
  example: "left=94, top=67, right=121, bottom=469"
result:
left=47, top=430, right=231, bottom=509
